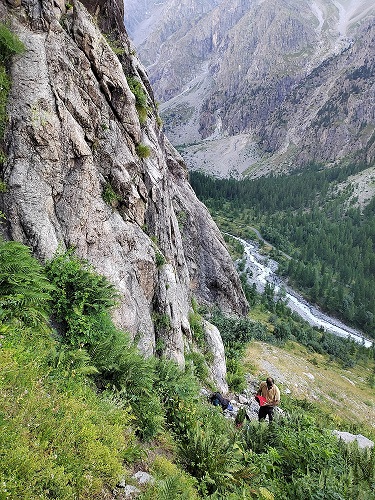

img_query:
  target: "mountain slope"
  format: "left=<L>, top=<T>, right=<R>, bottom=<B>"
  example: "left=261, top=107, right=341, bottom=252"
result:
left=126, top=0, right=375, bottom=178
left=245, top=340, right=375, bottom=429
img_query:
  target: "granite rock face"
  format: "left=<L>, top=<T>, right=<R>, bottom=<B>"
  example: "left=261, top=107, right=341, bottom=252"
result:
left=202, top=320, right=228, bottom=394
left=0, top=0, right=248, bottom=377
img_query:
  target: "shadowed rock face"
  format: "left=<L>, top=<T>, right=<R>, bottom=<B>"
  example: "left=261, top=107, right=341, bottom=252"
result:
left=0, top=0, right=248, bottom=375
left=83, top=0, right=125, bottom=35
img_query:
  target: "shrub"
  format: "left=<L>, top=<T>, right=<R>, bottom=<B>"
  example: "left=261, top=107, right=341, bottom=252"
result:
left=176, top=209, right=188, bottom=230
left=0, top=342, right=136, bottom=498
left=226, top=357, right=246, bottom=392
left=152, top=312, right=171, bottom=332
left=127, top=76, right=148, bottom=124
left=189, top=309, right=205, bottom=348
left=368, top=370, right=375, bottom=388
left=155, top=250, right=166, bottom=267
left=0, top=65, right=10, bottom=139
left=185, top=351, right=210, bottom=384
left=136, top=143, right=151, bottom=158
left=152, top=361, right=254, bottom=494
left=177, top=406, right=252, bottom=496
left=102, top=182, right=121, bottom=207
left=45, top=249, right=165, bottom=441
left=91, top=321, right=164, bottom=440
left=140, top=456, right=199, bottom=500
left=0, top=24, right=25, bottom=156
left=103, top=33, right=125, bottom=55
left=153, top=358, right=200, bottom=435
left=45, top=249, right=118, bottom=346
left=0, top=242, right=139, bottom=499
left=243, top=420, right=275, bottom=455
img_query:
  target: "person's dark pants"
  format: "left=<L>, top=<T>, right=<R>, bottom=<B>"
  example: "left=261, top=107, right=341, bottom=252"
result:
left=258, top=405, right=275, bottom=422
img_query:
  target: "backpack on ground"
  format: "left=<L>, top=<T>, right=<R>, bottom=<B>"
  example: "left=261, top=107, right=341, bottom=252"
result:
left=210, top=392, right=230, bottom=410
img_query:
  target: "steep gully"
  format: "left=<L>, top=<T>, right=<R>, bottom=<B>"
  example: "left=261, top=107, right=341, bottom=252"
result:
left=231, top=234, right=373, bottom=348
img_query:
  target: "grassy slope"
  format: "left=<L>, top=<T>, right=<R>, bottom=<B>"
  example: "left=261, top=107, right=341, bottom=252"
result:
left=245, top=340, right=375, bottom=430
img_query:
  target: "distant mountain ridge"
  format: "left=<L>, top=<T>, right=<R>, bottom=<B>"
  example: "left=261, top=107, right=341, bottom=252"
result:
left=125, top=0, right=375, bottom=179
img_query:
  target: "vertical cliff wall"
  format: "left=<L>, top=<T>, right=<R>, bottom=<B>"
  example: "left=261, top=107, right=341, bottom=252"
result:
left=0, top=0, right=248, bottom=377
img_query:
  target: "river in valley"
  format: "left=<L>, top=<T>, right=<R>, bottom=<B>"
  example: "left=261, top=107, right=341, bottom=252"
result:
left=235, top=236, right=373, bottom=348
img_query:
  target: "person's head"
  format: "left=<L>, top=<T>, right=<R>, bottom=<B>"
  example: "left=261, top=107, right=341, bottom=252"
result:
left=266, top=377, right=274, bottom=389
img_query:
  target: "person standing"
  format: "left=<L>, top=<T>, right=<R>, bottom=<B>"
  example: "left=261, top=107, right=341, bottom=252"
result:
left=256, top=377, right=280, bottom=423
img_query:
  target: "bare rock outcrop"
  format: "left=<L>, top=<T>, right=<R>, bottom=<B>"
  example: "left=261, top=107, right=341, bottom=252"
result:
left=0, top=0, right=248, bottom=377
left=332, top=431, right=374, bottom=450
left=202, top=320, right=228, bottom=393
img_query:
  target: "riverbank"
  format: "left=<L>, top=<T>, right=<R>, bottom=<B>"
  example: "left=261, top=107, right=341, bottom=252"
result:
left=236, top=236, right=373, bottom=347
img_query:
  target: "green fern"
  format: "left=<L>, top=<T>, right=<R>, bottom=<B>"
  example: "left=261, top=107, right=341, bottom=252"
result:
left=0, top=240, right=53, bottom=328
left=45, top=249, right=119, bottom=344
left=156, top=476, right=192, bottom=500
left=0, top=23, right=25, bottom=63
left=50, top=344, right=99, bottom=377
left=45, top=249, right=165, bottom=440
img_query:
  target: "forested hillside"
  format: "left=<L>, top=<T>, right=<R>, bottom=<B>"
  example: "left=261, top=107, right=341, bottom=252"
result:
left=190, top=164, right=375, bottom=337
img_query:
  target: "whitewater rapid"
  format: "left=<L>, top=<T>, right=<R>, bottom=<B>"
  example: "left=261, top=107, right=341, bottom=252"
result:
left=237, top=237, right=373, bottom=348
